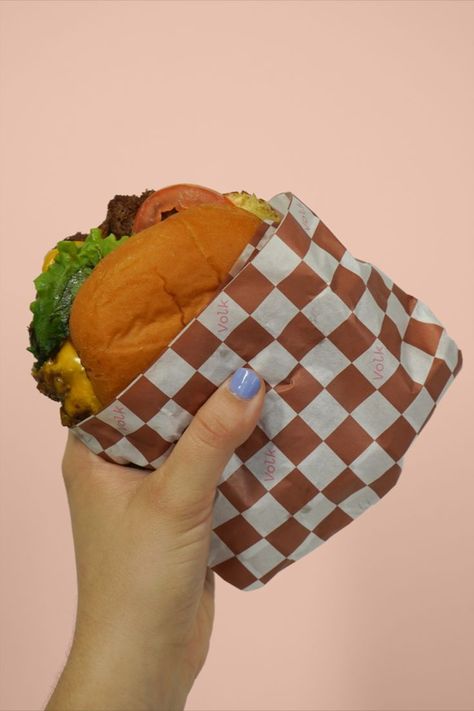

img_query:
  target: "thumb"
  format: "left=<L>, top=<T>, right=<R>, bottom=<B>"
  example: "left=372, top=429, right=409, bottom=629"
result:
left=152, top=368, right=265, bottom=515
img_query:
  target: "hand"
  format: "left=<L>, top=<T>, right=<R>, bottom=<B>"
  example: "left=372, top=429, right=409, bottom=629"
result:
left=46, top=368, right=264, bottom=711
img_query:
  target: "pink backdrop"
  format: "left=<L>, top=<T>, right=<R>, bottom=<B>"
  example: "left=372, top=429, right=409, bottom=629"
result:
left=1, top=1, right=473, bottom=709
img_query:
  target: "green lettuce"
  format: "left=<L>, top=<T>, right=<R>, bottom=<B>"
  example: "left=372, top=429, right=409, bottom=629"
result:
left=28, top=228, right=129, bottom=366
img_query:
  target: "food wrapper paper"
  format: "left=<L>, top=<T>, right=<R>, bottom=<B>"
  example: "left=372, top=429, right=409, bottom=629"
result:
left=73, top=193, right=462, bottom=591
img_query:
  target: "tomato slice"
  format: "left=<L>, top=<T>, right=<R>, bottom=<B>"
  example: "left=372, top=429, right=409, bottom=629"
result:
left=132, top=183, right=232, bottom=233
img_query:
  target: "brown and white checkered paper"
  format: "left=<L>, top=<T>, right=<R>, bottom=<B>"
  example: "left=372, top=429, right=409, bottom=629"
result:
left=74, top=193, right=462, bottom=591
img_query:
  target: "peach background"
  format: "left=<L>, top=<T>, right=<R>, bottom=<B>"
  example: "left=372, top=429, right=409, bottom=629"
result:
left=1, top=1, right=473, bottom=709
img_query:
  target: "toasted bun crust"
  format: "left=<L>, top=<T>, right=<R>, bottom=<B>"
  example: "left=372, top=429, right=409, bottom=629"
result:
left=69, top=204, right=262, bottom=406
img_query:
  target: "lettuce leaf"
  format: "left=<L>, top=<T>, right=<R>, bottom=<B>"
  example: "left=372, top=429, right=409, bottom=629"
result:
left=28, top=228, right=129, bottom=366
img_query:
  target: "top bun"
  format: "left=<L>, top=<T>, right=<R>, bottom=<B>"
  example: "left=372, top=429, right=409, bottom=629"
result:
left=69, top=203, right=262, bottom=406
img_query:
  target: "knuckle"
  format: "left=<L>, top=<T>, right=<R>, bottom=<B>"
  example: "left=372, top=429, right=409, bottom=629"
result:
left=191, top=410, right=233, bottom=451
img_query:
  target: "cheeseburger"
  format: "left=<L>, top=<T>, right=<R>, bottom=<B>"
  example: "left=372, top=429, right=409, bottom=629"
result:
left=28, top=184, right=280, bottom=426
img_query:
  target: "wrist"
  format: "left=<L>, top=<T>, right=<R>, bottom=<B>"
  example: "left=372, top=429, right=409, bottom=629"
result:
left=47, top=619, right=190, bottom=711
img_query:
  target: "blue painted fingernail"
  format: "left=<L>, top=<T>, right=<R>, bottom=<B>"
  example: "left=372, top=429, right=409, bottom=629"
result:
left=229, top=368, right=261, bottom=400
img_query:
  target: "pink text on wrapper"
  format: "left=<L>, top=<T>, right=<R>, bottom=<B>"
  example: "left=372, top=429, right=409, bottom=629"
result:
left=263, top=447, right=276, bottom=481
left=112, top=405, right=128, bottom=433
left=372, top=344, right=385, bottom=380
left=216, top=298, right=229, bottom=334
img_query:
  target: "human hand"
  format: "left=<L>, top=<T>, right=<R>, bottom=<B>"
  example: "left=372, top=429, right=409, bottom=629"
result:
left=46, top=367, right=264, bottom=711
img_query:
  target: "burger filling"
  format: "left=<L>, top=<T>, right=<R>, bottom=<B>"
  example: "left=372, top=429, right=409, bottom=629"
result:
left=34, top=341, right=102, bottom=427
left=225, top=191, right=281, bottom=223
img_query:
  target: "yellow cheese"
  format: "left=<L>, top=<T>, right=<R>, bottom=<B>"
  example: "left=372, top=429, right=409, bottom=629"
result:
left=42, top=247, right=60, bottom=272
left=34, top=340, right=102, bottom=426
left=225, top=191, right=281, bottom=223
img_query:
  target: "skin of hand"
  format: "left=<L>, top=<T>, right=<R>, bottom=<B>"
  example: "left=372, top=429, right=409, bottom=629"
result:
left=46, top=369, right=264, bottom=711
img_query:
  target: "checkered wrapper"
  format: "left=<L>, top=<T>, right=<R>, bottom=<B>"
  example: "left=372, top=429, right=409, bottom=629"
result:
left=73, top=192, right=462, bottom=591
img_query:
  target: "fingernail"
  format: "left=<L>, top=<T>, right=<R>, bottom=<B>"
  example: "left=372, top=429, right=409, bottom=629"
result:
left=229, top=368, right=261, bottom=400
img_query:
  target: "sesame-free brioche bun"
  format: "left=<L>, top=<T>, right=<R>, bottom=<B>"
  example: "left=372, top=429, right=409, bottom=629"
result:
left=69, top=203, right=262, bottom=406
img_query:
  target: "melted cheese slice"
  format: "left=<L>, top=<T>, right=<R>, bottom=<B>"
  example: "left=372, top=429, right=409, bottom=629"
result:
left=39, top=340, right=102, bottom=426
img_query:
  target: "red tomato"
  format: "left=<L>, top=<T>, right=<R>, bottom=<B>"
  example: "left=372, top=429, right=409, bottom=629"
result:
left=132, top=184, right=232, bottom=233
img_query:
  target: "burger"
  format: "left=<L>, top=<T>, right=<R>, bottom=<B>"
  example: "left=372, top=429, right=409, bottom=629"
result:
left=28, top=184, right=281, bottom=426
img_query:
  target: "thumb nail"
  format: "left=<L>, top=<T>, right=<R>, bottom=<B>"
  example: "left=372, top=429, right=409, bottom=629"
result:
left=228, top=368, right=261, bottom=400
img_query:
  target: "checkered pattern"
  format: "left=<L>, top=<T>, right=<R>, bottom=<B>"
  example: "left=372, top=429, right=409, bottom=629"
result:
left=74, top=192, right=462, bottom=591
